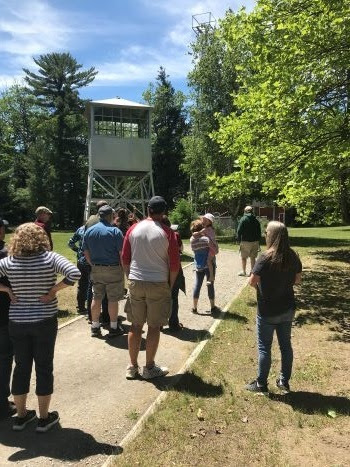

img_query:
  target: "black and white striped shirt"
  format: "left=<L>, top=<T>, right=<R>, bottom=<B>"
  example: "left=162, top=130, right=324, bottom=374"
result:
left=0, top=251, right=81, bottom=323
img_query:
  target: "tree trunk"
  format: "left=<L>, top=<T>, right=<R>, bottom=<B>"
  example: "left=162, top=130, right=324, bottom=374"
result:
left=339, top=171, right=350, bottom=224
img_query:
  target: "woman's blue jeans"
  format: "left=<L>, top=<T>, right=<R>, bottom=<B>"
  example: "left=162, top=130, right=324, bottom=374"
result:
left=193, top=266, right=215, bottom=301
left=256, top=310, right=294, bottom=386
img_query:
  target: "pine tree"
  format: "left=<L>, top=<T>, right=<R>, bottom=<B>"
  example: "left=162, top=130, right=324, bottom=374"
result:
left=23, top=53, right=97, bottom=227
left=143, top=67, right=188, bottom=206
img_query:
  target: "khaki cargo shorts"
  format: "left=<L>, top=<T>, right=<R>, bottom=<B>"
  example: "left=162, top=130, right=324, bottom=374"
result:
left=127, top=279, right=171, bottom=327
left=240, top=241, right=260, bottom=259
left=90, top=265, right=124, bottom=302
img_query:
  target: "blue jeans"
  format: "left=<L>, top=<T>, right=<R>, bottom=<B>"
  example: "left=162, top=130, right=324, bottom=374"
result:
left=193, top=265, right=216, bottom=301
left=257, top=309, right=294, bottom=386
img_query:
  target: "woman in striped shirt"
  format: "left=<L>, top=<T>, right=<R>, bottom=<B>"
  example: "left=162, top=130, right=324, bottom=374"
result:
left=0, top=223, right=80, bottom=432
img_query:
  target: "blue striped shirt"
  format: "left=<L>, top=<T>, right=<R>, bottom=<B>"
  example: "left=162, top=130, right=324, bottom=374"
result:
left=0, top=251, right=81, bottom=323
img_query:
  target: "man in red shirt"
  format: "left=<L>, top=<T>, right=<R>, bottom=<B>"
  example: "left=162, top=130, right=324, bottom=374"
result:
left=34, top=206, right=53, bottom=250
left=122, top=196, right=180, bottom=380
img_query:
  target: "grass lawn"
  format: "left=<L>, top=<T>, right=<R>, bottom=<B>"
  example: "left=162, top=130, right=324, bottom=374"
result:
left=113, top=226, right=350, bottom=466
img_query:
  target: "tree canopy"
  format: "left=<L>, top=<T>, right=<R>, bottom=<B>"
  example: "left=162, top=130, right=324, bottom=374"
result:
left=209, top=0, right=350, bottom=224
left=143, top=67, right=188, bottom=207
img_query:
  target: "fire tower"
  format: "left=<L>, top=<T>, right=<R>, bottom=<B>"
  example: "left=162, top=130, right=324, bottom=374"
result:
left=84, top=98, right=154, bottom=220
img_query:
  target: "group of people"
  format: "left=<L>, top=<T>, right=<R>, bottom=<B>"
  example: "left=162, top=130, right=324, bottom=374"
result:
left=0, top=198, right=302, bottom=434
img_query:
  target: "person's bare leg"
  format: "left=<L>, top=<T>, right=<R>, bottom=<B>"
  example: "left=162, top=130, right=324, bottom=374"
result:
left=13, top=394, right=27, bottom=417
left=128, top=324, right=143, bottom=367
left=38, top=395, right=51, bottom=419
left=91, top=298, right=102, bottom=322
left=145, top=326, right=161, bottom=368
left=241, top=258, right=247, bottom=274
left=207, top=258, right=214, bottom=283
left=108, top=301, right=118, bottom=322
left=193, top=297, right=199, bottom=310
left=250, top=257, right=256, bottom=272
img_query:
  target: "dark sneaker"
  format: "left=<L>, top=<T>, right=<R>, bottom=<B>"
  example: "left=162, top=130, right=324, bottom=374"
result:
left=36, top=411, right=60, bottom=433
left=91, top=327, right=102, bottom=338
left=245, top=380, right=268, bottom=395
left=276, top=378, right=290, bottom=393
left=191, top=308, right=198, bottom=314
left=13, top=409, right=37, bottom=431
left=106, top=324, right=125, bottom=338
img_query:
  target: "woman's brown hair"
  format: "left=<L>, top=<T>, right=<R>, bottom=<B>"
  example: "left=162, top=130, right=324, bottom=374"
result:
left=9, top=223, right=50, bottom=257
left=264, top=221, right=298, bottom=271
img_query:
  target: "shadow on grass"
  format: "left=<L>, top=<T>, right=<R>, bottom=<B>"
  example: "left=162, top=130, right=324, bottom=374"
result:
left=295, top=255, right=350, bottom=342
left=225, top=311, right=249, bottom=323
left=290, top=237, right=350, bottom=248
left=148, top=371, right=224, bottom=398
left=0, top=422, right=118, bottom=463
left=270, top=391, right=350, bottom=416
left=314, top=249, right=350, bottom=264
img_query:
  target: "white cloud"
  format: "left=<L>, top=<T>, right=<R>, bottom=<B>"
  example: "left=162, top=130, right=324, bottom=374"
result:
left=142, top=0, right=255, bottom=48
left=95, top=45, right=191, bottom=85
left=0, top=0, right=73, bottom=59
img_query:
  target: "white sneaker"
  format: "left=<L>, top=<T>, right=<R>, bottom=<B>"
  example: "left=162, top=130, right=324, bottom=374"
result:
left=238, top=271, right=247, bottom=277
left=142, top=364, right=169, bottom=379
left=125, top=364, right=140, bottom=380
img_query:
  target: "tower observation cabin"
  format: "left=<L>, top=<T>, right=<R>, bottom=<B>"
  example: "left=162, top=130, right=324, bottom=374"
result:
left=84, top=98, right=154, bottom=220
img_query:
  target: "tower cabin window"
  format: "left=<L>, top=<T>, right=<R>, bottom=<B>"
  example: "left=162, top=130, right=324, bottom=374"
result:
left=94, top=107, right=149, bottom=138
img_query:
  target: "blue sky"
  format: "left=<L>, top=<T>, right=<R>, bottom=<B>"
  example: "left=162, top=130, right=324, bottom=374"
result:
left=0, top=0, right=255, bottom=103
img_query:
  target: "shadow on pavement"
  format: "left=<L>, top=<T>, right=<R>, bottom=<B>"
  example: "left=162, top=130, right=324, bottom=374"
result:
left=269, top=391, right=350, bottom=416
left=162, top=327, right=211, bottom=342
left=147, top=371, right=224, bottom=398
left=0, top=421, right=120, bottom=463
left=104, top=333, right=146, bottom=351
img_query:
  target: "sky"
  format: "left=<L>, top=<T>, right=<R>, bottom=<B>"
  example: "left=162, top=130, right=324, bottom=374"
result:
left=0, top=0, right=255, bottom=103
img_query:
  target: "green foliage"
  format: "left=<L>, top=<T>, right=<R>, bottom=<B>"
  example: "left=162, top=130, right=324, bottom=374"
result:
left=182, top=25, right=240, bottom=213
left=169, top=198, right=195, bottom=238
left=143, top=67, right=188, bottom=207
left=0, top=85, right=45, bottom=221
left=210, top=0, right=350, bottom=224
left=23, top=52, right=96, bottom=227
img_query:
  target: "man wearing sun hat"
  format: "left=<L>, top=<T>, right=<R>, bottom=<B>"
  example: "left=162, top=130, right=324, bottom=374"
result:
left=122, top=196, right=180, bottom=380
left=34, top=206, right=53, bottom=250
left=237, top=205, right=261, bottom=276
left=83, top=205, right=125, bottom=338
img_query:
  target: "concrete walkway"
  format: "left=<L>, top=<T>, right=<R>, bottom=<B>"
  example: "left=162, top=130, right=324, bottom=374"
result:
left=0, top=249, right=246, bottom=466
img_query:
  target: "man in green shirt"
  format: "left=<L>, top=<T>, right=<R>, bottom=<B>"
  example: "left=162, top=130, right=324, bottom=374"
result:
left=237, top=206, right=261, bottom=276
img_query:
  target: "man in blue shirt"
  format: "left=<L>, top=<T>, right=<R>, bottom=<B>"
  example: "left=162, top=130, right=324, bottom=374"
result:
left=68, top=225, right=90, bottom=315
left=83, top=205, right=124, bottom=338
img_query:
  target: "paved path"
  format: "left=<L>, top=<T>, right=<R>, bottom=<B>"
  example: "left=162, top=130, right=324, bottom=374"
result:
left=0, top=249, right=246, bottom=466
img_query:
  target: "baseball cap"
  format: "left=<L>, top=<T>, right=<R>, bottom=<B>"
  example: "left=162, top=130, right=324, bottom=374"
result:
left=148, top=196, right=167, bottom=214
left=98, top=205, right=113, bottom=216
left=35, top=206, right=53, bottom=216
left=0, top=218, right=9, bottom=227
left=203, top=213, right=215, bottom=224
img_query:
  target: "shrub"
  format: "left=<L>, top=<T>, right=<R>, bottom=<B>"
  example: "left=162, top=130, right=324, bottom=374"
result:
left=169, top=198, right=195, bottom=238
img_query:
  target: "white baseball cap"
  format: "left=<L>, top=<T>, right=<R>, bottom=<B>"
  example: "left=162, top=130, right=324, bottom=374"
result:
left=203, top=213, right=215, bottom=224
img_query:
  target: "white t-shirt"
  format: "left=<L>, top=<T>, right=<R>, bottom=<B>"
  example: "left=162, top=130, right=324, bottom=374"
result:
left=122, top=219, right=180, bottom=282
